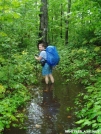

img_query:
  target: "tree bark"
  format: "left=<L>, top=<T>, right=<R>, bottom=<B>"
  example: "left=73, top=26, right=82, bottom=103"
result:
left=60, top=4, right=63, bottom=39
left=39, top=0, right=48, bottom=43
left=65, top=0, right=71, bottom=45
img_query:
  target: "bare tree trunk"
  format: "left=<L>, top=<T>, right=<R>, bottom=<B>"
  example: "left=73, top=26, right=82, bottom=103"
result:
left=60, top=4, right=63, bottom=39
left=65, top=0, right=71, bottom=45
left=39, top=0, right=48, bottom=43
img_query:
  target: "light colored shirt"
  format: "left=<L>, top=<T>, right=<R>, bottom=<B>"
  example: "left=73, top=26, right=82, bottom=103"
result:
left=39, top=50, right=46, bottom=61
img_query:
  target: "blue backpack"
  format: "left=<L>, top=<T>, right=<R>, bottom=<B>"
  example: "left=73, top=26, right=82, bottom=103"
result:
left=46, top=45, right=60, bottom=67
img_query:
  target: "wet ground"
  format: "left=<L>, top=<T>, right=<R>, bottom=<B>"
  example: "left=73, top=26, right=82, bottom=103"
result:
left=25, top=84, right=60, bottom=134
left=4, top=73, right=82, bottom=134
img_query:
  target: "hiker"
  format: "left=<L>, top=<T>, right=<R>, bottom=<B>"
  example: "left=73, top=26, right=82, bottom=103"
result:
left=35, top=41, right=54, bottom=84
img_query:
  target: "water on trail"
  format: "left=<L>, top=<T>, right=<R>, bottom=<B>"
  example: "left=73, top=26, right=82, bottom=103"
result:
left=4, top=73, right=82, bottom=134
left=25, top=84, right=60, bottom=134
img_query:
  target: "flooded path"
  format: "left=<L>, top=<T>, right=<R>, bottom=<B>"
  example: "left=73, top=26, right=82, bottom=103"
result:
left=4, top=73, right=82, bottom=134
left=25, top=84, right=60, bottom=134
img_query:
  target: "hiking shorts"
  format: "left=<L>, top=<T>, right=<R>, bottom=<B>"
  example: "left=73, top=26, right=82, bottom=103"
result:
left=42, top=63, right=52, bottom=76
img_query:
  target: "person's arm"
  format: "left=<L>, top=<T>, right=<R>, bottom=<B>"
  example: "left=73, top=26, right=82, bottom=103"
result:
left=35, top=56, right=42, bottom=61
left=35, top=51, right=46, bottom=61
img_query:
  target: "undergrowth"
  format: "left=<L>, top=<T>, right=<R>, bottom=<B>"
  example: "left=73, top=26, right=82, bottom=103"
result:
left=59, top=45, right=101, bottom=132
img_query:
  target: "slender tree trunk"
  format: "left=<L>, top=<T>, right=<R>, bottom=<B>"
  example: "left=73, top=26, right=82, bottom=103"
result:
left=60, top=4, right=63, bottom=39
left=65, top=0, right=71, bottom=45
left=52, top=16, right=54, bottom=42
left=39, top=0, right=48, bottom=43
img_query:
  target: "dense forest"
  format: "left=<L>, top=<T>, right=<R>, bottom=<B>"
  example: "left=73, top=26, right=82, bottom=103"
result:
left=0, top=0, right=101, bottom=133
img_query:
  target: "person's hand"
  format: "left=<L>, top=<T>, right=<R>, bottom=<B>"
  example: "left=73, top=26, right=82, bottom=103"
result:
left=35, top=56, right=38, bottom=60
left=35, top=56, right=41, bottom=61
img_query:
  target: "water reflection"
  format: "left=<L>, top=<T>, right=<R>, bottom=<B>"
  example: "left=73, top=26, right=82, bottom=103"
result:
left=42, top=84, right=56, bottom=105
left=3, top=77, right=83, bottom=134
left=26, top=84, right=60, bottom=134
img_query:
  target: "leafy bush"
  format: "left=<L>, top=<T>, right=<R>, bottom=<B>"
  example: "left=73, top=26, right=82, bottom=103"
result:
left=0, top=84, right=6, bottom=99
left=59, top=46, right=101, bottom=84
left=0, top=84, right=30, bottom=133
left=75, top=78, right=101, bottom=131
left=59, top=45, right=101, bottom=130
left=0, top=51, right=38, bottom=88
left=0, top=51, right=38, bottom=133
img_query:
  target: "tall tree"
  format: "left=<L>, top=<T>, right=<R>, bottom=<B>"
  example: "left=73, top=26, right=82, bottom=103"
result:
left=60, top=4, right=63, bottom=39
left=39, top=0, right=48, bottom=42
left=65, top=0, right=71, bottom=45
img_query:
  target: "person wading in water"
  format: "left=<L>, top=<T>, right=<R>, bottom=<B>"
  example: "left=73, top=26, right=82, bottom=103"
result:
left=35, top=41, right=54, bottom=85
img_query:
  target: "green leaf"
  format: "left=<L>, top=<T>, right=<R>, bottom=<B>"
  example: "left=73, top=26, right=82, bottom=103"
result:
left=97, top=116, right=101, bottom=123
left=94, top=47, right=100, bottom=52
left=83, top=119, right=91, bottom=126
left=76, top=119, right=84, bottom=124
left=0, top=121, right=4, bottom=131
left=13, top=12, right=21, bottom=19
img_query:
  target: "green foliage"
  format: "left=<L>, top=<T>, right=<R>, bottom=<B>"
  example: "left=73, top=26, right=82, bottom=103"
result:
left=59, top=44, right=101, bottom=130
left=0, top=52, right=38, bottom=87
left=75, top=78, right=101, bottom=130
left=0, top=84, right=6, bottom=99
left=59, top=45, right=101, bottom=84
left=0, top=84, right=30, bottom=132
left=0, top=50, right=38, bottom=133
left=0, top=0, right=41, bottom=132
left=0, top=0, right=39, bottom=54
left=69, top=0, right=101, bottom=47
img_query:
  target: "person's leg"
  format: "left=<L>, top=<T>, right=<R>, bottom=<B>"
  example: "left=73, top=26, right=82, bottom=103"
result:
left=42, top=63, right=54, bottom=84
left=45, top=75, right=49, bottom=84
left=49, top=74, right=54, bottom=83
